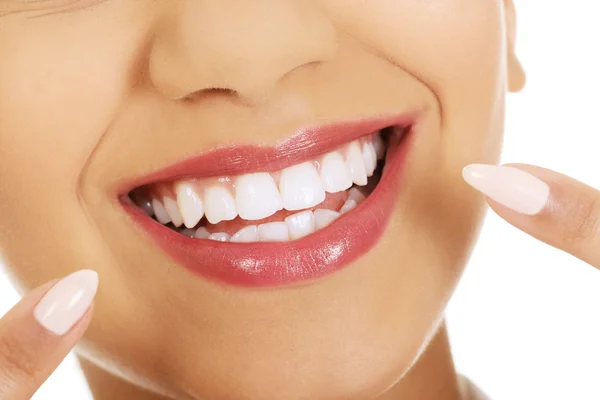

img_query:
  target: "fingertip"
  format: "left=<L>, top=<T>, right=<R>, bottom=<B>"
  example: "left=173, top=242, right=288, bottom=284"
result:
left=461, top=163, right=494, bottom=189
left=33, top=270, right=99, bottom=336
left=461, top=164, right=549, bottom=215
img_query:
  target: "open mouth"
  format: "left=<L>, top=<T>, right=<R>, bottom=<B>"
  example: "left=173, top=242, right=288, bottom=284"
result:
left=129, top=131, right=387, bottom=242
left=119, top=114, right=415, bottom=287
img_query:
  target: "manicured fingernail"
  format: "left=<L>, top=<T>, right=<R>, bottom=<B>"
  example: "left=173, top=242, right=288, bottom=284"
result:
left=34, top=270, right=99, bottom=335
left=462, top=164, right=550, bottom=215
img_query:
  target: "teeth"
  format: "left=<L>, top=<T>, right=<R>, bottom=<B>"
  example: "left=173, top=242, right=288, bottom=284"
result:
left=372, top=132, right=385, bottom=159
left=163, top=196, right=184, bottom=227
left=279, top=162, right=326, bottom=211
left=195, top=227, right=211, bottom=239
left=319, top=152, right=353, bottom=193
left=176, top=182, right=204, bottom=228
left=362, top=141, right=377, bottom=176
left=152, top=198, right=171, bottom=225
left=231, top=225, right=259, bottom=243
left=208, top=232, right=231, bottom=242
left=181, top=228, right=197, bottom=238
left=340, top=199, right=357, bottom=214
left=257, top=222, right=290, bottom=242
left=314, top=209, right=341, bottom=230
left=345, top=142, right=368, bottom=186
left=146, top=134, right=385, bottom=237
left=204, top=186, right=237, bottom=224
left=132, top=191, right=155, bottom=216
left=347, top=187, right=366, bottom=203
left=141, top=200, right=155, bottom=216
left=235, top=173, right=283, bottom=220
left=284, top=210, right=316, bottom=240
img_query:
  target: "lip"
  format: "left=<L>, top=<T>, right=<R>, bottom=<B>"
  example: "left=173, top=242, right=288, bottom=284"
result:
left=114, top=113, right=417, bottom=193
left=119, top=114, right=416, bottom=287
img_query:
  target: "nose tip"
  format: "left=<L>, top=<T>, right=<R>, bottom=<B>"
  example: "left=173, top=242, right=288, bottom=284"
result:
left=148, top=1, right=338, bottom=104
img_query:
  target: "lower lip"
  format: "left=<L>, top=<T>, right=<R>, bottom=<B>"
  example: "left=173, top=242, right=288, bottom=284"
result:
left=122, top=130, right=413, bottom=288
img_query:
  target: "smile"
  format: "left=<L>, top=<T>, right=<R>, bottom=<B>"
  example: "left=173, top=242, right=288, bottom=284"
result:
left=119, top=114, right=415, bottom=287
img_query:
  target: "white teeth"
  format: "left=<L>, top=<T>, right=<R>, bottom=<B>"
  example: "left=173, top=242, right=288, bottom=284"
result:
left=372, top=132, right=386, bottom=159
left=257, top=222, right=290, bottom=242
left=163, top=196, right=184, bottom=227
left=195, top=227, right=211, bottom=239
left=284, top=210, right=316, bottom=240
left=204, top=186, right=237, bottom=224
left=148, top=134, right=383, bottom=237
left=230, top=225, right=259, bottom=243
left=314, top=209, right=341, bottom=230
left=345, top=142, right=368, bottom=186
left=235, top=173, right=283, bottom=220
left=362, top=141, right=377, bottom=176
left=319, top=152, right=353, bottom=193
left=152, top=198, right=171, bottom=225
left=279, top=162, right=326, bottom=210
left=340, top=199, right=357, bottom=214
left=208, top=232, right=231, bottom=242
left=347, top=187, right=366, bottom=203
left=176, top=182, right=204, bottom=228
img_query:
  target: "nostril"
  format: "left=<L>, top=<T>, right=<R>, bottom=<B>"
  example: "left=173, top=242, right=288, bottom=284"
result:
left=181, top=87, right=237, bottom=103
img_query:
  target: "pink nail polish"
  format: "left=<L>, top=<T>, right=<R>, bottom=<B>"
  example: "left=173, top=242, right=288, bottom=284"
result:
left=462, top=164, right=550, bottom=215
left=34, top=270, right=98, bottom=336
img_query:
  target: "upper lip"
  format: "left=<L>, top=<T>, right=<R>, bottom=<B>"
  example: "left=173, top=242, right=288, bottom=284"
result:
left=116, top=113, right=417, bottom=195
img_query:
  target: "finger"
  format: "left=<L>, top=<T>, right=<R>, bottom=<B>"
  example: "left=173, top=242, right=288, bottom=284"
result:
left=462, top=163, right=600, bottom=268
left=0, top=270, right=98, bottom=399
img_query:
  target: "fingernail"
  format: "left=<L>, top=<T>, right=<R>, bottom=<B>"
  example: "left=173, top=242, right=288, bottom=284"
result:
left=462, top=164, right=550, bottom=215
left=34, top=270, right=99, bottom=335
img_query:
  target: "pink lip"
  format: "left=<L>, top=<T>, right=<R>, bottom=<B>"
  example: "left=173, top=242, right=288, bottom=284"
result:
left=114, top=113, right=416, bottom=192
left=120, top=114, right=415, bottom=287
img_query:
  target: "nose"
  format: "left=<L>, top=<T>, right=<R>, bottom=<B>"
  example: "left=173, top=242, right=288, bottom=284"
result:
left=148, top=0, right=338, bottom=104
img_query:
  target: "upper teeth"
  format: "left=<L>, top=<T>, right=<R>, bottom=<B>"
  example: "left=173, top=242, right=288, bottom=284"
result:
left=278, top=162, right=326, bottom=211
left=235, top=172, right=284, bottom=220
left=203, top=186, right=237, bottom=225
left=142, top=132, right=383, bottom=228
left=320, top=152, right=353, bottom=193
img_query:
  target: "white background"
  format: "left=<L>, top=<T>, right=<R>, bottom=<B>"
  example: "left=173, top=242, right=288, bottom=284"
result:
left=1, top=1, right=600, bottom=399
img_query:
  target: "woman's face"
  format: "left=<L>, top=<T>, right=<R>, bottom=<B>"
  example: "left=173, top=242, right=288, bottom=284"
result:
left=0, top=1, right=522, bottom=399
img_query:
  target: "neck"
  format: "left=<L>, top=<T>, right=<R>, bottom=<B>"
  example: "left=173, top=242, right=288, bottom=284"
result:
left=79, top=322, right=464, bottom=400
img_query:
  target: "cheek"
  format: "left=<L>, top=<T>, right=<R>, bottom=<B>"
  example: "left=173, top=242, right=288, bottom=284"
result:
left=326, top=0, right=506, bottom=92
left=0, top=7, right=144, bottom=283
left=326, top=0, right=507, bottom=161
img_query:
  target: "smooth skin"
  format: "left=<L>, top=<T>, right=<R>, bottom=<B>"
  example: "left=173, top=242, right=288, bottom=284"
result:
left=0, top=1, right=568, bottom=399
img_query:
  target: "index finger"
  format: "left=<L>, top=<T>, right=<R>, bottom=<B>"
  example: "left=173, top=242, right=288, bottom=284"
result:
left=462, top=163, right=600, bottom=268
left=0, top=270, right=98, bottom=400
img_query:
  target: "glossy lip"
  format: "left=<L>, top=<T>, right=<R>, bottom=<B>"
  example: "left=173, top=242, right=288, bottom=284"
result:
left=114, top=113, right=417, bottom=194
left=119, top=114, right=416, bottom=287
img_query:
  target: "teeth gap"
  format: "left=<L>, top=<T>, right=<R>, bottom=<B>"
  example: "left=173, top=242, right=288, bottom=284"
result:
left=129, top=125, right=403, bottom=242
